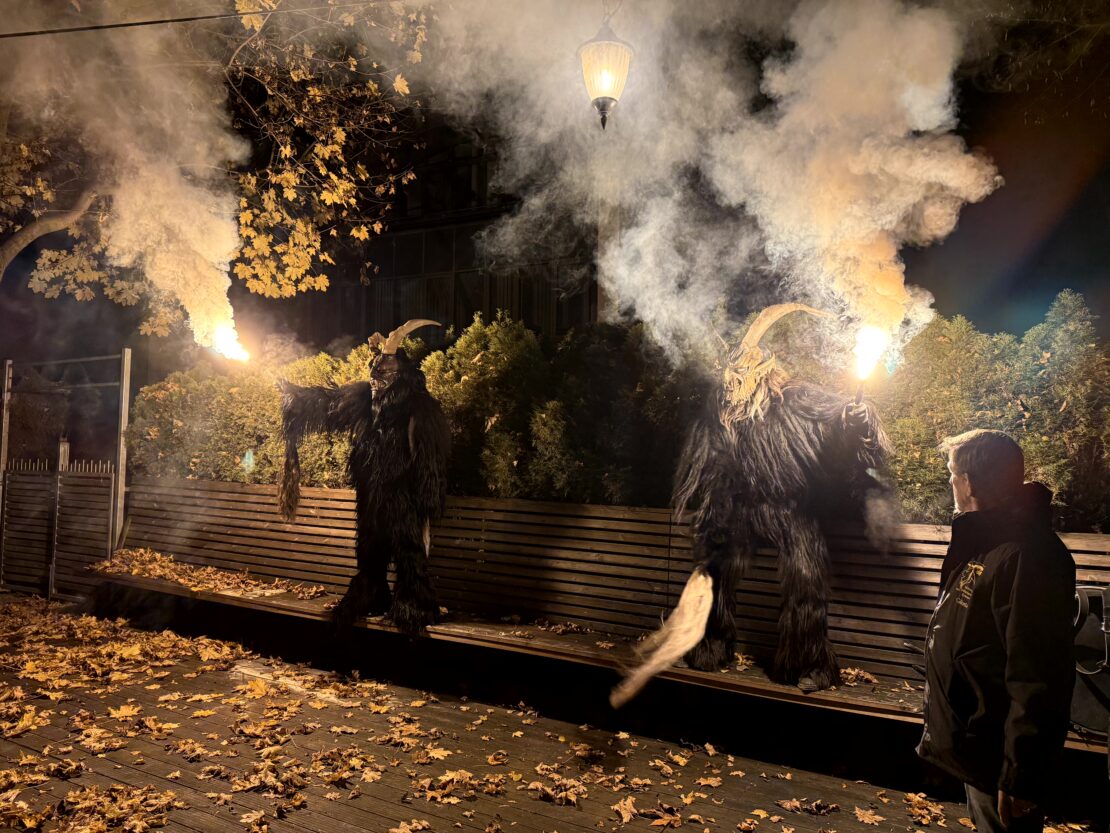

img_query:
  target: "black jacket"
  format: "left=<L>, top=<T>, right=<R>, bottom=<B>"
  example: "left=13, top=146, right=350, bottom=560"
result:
left=916, top=483, right=1076, bottom=803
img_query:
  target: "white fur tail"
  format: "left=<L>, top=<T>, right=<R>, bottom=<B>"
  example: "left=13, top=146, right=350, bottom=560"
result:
left=609, top=568, right=714, bottom=708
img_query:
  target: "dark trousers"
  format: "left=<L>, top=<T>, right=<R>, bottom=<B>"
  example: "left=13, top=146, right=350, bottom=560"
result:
left=965, top=785, right=1044, bottom=833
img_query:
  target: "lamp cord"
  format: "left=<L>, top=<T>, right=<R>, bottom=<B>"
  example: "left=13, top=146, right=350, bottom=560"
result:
left=602, top=0, right=624, bottom=24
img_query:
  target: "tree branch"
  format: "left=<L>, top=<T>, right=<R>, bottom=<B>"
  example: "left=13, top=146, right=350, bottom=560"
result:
left=0, top=185, right=98, bottom=285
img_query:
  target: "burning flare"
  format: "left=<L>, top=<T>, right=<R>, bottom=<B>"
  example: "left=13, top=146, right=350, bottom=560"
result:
left=853, top=326, right=889, bottom=381
left=212, top=323, right=249, bottom=362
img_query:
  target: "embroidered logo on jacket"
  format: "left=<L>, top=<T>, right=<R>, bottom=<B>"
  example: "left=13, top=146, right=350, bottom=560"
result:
left=954, top=561, right=985, bottom=608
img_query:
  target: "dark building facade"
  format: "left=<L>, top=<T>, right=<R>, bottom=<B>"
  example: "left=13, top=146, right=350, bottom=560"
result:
left=272, top=116, right=596, bottom=350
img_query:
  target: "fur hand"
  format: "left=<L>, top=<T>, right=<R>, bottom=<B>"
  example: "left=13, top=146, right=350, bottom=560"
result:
left=841, top=402, right=872, bottom=434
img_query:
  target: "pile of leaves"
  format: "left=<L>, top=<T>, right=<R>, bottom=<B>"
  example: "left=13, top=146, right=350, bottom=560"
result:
left=839, top=667, right=880, bottom=687
left=0, top=596, right=245, bottom=701
left=96, top=548, right=330, bottom=601
left=0, top=782, right=185, bottom=832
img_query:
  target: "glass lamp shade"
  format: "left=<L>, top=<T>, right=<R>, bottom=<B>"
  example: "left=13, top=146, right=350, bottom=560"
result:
left=578, top=22, right=633, bottom=128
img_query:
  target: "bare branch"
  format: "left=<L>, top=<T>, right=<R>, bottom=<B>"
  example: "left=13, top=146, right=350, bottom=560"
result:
left=0, top=185, right=98, bottom=285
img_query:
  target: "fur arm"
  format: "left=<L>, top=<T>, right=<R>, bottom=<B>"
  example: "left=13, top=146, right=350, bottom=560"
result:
left=278, top=381, right=372, bottom=520
left=672, top=417, right=713, bottom=520
left=407, top=394, right=451, bottom=519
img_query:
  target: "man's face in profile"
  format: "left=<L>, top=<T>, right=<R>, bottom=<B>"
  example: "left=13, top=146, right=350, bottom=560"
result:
left=947, top=451, right=973, bottom=514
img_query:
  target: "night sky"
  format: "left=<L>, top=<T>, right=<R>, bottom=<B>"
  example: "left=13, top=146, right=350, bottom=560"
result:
left=906, top=68, right=1110, bottom=336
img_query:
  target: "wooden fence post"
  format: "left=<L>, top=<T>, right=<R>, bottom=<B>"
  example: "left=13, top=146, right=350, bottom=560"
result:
left=46, top=437, right=69, bottom=598
left=113, top=348, right=131, bottom=549
left=0, top=359, right=11, bottom=585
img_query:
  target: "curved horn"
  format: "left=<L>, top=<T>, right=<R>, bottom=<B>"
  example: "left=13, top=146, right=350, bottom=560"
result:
left=738, top=303, right=833, bottom=353
left=382, top=319, right=441, bottom=355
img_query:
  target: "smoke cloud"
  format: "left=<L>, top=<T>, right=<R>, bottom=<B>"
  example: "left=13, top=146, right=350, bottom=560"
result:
left=411, top=0, right=1000, bottom=357
left=0, top=1, right=247, bottom=352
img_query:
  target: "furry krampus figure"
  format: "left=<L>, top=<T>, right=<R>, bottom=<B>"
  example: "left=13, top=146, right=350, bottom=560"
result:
left=612, top=304, right=892, bottom=706
left=279, top=319, right=450, bottom=635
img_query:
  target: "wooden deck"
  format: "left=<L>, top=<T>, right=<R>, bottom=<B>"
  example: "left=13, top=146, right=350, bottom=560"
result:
left=0, top=592, right=1014, bottom=833
left=96, top=573, right=1109, bottom=757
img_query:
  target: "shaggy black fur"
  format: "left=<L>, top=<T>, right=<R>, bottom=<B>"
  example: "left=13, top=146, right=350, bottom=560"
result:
left=675, top=381, right=891, bottom=689
left=279, top=350, right=450, bottom=635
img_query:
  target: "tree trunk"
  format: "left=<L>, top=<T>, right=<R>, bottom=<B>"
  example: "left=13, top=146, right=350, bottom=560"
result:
left=0, top=185, right=98, bottom=285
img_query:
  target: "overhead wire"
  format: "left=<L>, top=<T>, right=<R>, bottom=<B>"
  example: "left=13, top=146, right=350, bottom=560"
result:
left=0, top=1, right=389, bottom=40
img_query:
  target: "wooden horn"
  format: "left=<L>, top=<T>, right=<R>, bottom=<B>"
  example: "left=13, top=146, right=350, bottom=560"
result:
left=381, top=319, right=441, bottom=355
left=737, top=303, right=833, bottom=353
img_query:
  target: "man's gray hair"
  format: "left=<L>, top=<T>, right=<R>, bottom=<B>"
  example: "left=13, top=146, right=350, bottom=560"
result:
left=939, top=428, right=1025, bottom=504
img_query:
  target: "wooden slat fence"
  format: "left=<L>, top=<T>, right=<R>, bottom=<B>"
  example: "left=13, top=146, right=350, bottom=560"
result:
left=1, top=471, right=53, bottom=592
left=123, top=476, right=1110, bottom=683
left=0, top=463, right=114, bottom=596
left=53, top=470, right=114, bottom=596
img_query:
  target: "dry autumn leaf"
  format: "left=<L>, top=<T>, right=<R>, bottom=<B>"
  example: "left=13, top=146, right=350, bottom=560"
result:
left=853, top=807, right=885, bottom=825
left=612, top=795, right=638, bottom=823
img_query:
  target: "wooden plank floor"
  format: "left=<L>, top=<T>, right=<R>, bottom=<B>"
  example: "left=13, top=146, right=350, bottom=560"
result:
left=100, top=574, right=930, bottom=722
left=94, top=574, right=1110, bottom=759
left=0, top=591, right=998, bottom=833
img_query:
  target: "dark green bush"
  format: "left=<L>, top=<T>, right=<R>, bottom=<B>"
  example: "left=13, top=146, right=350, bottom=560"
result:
left=128, top=292, right=1108, bottom=530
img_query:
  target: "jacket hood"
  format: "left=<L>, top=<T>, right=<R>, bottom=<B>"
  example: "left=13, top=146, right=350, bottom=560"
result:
left=1014, top=481, right=1054, bottom=525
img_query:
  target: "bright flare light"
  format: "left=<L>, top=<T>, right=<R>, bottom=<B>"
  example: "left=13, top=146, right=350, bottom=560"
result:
left=212, top=324, right=250, bottom=362
left=853, top=326, right=889, bottom=381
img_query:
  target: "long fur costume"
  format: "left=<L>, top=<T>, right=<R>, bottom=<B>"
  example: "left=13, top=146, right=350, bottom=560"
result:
left=612, top=306, right=891, bottom=707
left=279, top=328, right=450, bottom=635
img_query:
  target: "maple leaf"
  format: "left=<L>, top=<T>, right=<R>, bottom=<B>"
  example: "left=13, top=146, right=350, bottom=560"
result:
left=957, top=819, right=976, bottom=830
left=192, top=709, right=217, bottom=718
left=390, top=822, right=431, bottom=833
left=644, top=802, right=683, bottom=829
left=697, top=777, right=722, bottom=787
left=240, top=809, right=269, bottom=832
left=854, top=807, right=885, bottom=825
left=240, top=678, right=272, bottom=698
left=109, top=704, right=142, bottom=720
left=393, top=74, right=410, bottom=95
left=612, top=795, right=638, bottom=824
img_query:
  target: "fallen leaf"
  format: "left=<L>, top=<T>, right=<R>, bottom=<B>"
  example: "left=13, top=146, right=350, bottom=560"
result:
left=854, top=807, right=885, bottom=825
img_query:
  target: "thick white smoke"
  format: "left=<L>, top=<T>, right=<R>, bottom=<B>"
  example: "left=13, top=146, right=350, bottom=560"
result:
left=706, top=0, right=1001, bottom=342
left=410, top=0, right=1000, bottom=357
left=0, top=1, right=248, bottom=354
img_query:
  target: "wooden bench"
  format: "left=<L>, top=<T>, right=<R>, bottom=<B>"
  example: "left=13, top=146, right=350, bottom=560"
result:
left=103, top=475, right=1109, bottom=752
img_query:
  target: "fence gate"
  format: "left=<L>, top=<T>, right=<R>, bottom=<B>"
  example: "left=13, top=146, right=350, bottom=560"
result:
left=0, top=456, right=115, bottom=598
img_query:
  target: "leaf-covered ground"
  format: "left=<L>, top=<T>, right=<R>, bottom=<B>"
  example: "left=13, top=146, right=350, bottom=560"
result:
left=0, top=594, right=1092, bottom=833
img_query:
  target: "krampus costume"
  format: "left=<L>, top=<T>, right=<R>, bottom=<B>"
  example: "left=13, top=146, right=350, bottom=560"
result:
left=279, top=320, right=450, bottom=635
left=612, top=304, right=891, bottom=706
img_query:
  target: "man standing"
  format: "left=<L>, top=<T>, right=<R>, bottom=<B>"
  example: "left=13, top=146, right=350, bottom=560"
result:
left=918, top=429, right=1075, bottom=832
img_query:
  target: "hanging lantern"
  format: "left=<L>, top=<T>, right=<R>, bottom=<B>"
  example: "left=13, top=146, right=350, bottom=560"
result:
left=578, top=22, right=633, bottom=129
